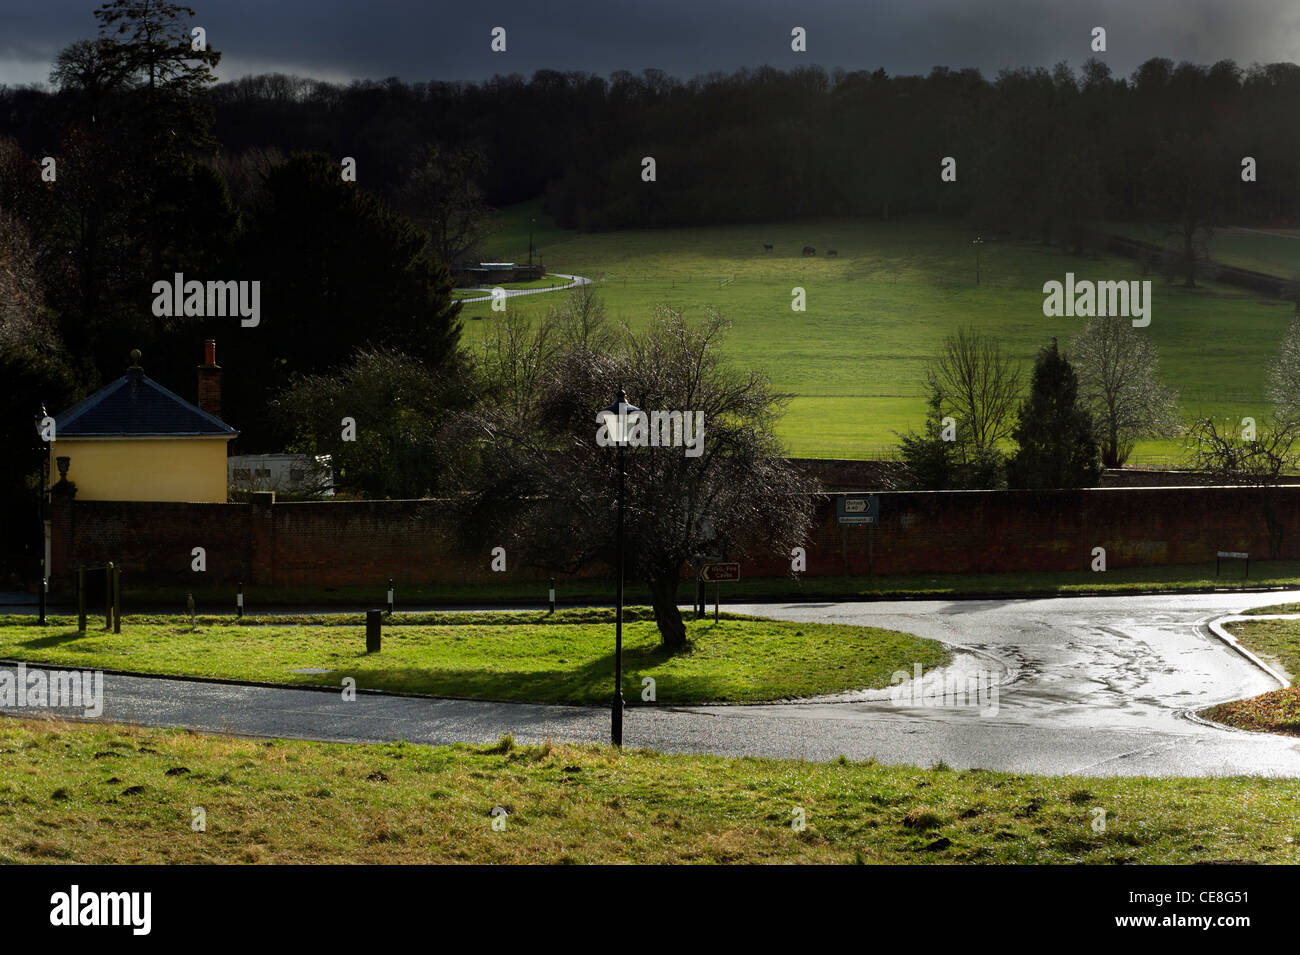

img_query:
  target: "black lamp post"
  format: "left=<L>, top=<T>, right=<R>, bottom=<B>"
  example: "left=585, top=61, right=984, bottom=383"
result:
left=973, top=235, right=984, bottom=286
left=529, top=217, right=536, bottom=268
left=597, top=388, right=639, bottom=746
left=33, top=406, right=48, bottom=625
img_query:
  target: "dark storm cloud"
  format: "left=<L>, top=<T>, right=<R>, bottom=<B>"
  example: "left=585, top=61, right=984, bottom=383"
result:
left=2, top=0, right=1298, bottom=87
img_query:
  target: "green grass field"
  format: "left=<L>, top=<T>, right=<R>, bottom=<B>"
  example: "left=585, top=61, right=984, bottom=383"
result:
left=474, top=203, right=1298, bottom=461
left=4, top=719, right=1297, bottom=863
left=0, top=611, right=948, bottom=704
left=1108, top=220, right=1300, bottom=280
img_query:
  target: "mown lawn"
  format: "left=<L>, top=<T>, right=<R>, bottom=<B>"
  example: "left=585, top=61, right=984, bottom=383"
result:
left=475, top=205, right=1296, bottom=460
left=0, top=610, right=948, bottom=704
left=2, top=719, right=1297, bottom=864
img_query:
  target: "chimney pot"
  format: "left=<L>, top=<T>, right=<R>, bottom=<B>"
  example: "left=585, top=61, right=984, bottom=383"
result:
left=197, top=340, right=222, bottom=419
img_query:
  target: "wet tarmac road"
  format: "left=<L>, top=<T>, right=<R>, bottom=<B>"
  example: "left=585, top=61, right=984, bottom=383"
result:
left=5, top=591, right=1300, bottom=776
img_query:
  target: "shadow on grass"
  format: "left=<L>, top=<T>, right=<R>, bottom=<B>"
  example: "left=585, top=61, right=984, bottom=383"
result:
left=16, top=628, right=102, bottom=651
left=288, top=640, right=709, bottom=705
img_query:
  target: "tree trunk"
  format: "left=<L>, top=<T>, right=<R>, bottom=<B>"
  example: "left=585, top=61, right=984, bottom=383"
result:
left=1102, top=423, right=1121, bottom=469
left=647, top=572, right=688, bottom=652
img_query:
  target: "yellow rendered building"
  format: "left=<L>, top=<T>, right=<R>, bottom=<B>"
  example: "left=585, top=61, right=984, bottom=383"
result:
left=49, top=347, right=236, bottom=503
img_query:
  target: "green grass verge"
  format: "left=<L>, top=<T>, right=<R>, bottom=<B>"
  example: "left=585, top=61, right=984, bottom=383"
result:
left=0, top=612, right=948, bottom=704
left=475, top=206, right=1296, bottom=460
left=3, top=719, right=1298, bottom=864
left=1222, top=617, right=1300, bottom=681
left=89, top=560, right=1300, bottom=612
left=1242, top=602, right=1300, bottom=617
left=1203, top=615, right=1300, bottom=736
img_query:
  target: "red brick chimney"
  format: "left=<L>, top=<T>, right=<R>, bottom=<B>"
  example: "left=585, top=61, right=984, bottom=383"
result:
left=197, top=339, right=222, bottom=418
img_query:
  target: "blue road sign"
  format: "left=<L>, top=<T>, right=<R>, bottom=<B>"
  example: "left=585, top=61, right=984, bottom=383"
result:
left=836, top=494, right=880, bottom=526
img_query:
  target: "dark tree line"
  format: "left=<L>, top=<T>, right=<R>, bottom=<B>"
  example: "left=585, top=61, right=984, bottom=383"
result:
left=7, top=56, right=1297, bottom=236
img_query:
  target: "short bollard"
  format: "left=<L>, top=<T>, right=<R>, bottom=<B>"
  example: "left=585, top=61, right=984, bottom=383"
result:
left=366, top=609, right=382, bottom=653
left=77, top=566, right=86, bottom=633
left=112, top=565, right=121, bottom=634
left=386, top=578, right=394, bottom=615
left=104, top=562, right=114, bottom=630
left=237, top=581, right=244, bottom=619
left=548, top=577, right=556, bottom=614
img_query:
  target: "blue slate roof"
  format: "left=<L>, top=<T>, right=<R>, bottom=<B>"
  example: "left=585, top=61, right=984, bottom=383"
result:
left=56, top=367, right=237, bottom=438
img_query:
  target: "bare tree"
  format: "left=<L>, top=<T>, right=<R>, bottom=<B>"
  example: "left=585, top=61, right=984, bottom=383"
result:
left=49, top=37, right=134, bottom=110
left=462, top=303, right=816, bottom=651
left=0, top=209, right=55, bottom=351
left=1184, top=415, right=1300, bottom=485
left=927, top=326, right=1022, bottom=452
left=1184, top=414, right=1300, bottom=558
left=396, top=144, right=490, bottom=266
left=550, top=282, right=616, bottom=355
left=476, top=308, right=562, bottom=424
left=1070, top=315, right=1181, bottom=467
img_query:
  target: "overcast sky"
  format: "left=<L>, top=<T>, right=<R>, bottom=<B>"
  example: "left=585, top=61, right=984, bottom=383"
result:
left=2, top=0, right=1299, bottom=88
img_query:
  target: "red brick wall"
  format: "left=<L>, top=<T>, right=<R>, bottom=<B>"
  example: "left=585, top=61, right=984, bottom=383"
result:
left=742, top=486, right=1300, bottom=577
left=49, top=485, right=1300, bottom=591
left=50, top=494, right=252, bottom=589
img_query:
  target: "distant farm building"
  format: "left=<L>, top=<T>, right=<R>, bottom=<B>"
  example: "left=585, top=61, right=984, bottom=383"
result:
left=449, top=261, right=545, bottom=287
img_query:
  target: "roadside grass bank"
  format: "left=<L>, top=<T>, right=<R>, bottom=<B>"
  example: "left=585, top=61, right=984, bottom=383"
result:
left=0, top=613, right=948, bottom=705
left=57, top=560, right=1300, bottom=612
left=1205, top=615, right=1300, bottom=736
left=3, top=718, right=1297, bottom=864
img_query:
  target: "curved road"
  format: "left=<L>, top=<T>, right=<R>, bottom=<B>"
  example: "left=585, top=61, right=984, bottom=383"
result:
left=5, top=591, right=1300, bottom=777
left=457, top=273, right=590, bottom=303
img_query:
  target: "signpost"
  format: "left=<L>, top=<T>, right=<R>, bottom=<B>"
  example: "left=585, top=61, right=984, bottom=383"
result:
left=836, top=495, right=880, bottom=576
left=700, top=562, right=740, bottom=583
left=836, top=494, right=879, bottom=525
left=1217, top=551, right=1249, bottom=578
left=699, top=562, right=740, bottom=621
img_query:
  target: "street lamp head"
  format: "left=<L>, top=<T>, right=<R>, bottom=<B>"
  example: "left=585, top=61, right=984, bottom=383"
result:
left=597, top=387, right=641, bottom=445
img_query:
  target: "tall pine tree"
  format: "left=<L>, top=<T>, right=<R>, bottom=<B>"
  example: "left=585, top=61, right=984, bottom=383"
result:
left=1007, top=339, right=1102, bottom=488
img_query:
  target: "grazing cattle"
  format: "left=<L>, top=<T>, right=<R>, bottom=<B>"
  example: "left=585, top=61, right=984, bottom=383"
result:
left=826, top=249, right=838, bottom=257
left=763, top=243, right=773, bottom=252
left=802, top=246, right=815, bottom=256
